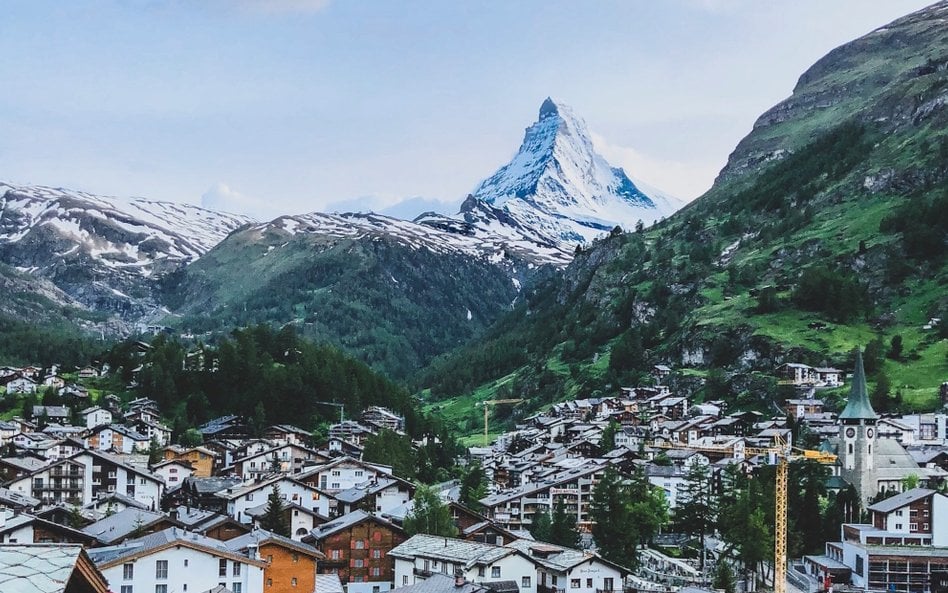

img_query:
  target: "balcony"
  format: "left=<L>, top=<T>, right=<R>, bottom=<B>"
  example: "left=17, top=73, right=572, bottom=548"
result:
left=414, top=568, right=433, bottom=578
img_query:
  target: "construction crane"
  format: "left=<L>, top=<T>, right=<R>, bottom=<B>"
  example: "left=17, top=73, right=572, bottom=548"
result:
left=650, top=435, right=837, bottom=593
left=313, top=400, right=345, bottom=424
left=477, top=399, right=524, bottom=446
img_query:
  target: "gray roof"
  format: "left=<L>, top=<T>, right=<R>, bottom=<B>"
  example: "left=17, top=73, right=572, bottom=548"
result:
left=315, top=573, right=346, bottom=593
left=309, top=510, right=398, bottom=540
left=0, top=487, right=40, bottom=509
left=225, top=528, right=323, bottom=558
left=0, top=544, right=97, bottom=593
left=867, top=488, right=937, bottom=514
left=185, top=476, right=244, bottom=494
left=391, top=573, right=495, bottom=593
left=838, top=350, right=877, bottom=421
left=389, top=534, right=518, bottom=567
left=81, top=508, right=167, bottom=544
left=504, top=540, right=629, bottom=575
left=86, top=527, right=249, bottom=566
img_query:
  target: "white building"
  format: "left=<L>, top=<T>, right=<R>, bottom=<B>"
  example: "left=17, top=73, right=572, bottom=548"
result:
left=216, top=475, right=329, bottom=523
left=391, top=534, right=537, bottom=593
left=89, top=527, right=267, bottom=593
left=81, top=407, right=113, bottom=429
left=505, top=540, right=627, bottom=593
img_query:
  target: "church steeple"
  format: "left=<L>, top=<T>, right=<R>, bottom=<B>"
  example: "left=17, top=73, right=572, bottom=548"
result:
left=839, top=348, right=878, bottom=422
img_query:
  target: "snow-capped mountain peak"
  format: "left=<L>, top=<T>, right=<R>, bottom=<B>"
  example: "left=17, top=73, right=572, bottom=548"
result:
left=469, top=98, right=681, bottom=245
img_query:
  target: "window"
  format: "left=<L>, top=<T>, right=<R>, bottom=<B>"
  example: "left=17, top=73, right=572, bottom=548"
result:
left=478, top=567, right=485, bottom=577
left=374, top=587, right=381, bottom=593
left=372, top=549, right=382, bottom=559
left=522, top=577, right=532, bottom=588
left=896, top=510, right=904, bottom=516
left=247, top=493, right=253, bottom=502
left=123, top=564, right=134, bottom=580
left=219, top=559, right=228, bottom=577
left=233, top=563, right=241, bottom=577
left=587, top=579, right=593, bottom=588
left=403, top=576, right=409, bottom=585
left=292, top=578, right=298, bottom=587
left=372, top=567, right=381, bottom=577
left=552, top=577, right=558, bottom=586
left=571, top=580, right=581, bottom=588
left=292, top=553, right=299, bottom=563
left=432, top=561, right=438, bottom=570
left=121, top=586, right=133, bottom=593
left=910, top=523, right=918, bottom=530
left=355, top=540, right=365, bottom=549
left=331, top=550, right=341, bottom=560
left=155, top=560, right=168, bottom=580
left=332, top=483, right=340, bottom=489
left=267, top=555, right=273, bottom=563
left=492, top=567, right=501, bottom=578
left=332, top=470, right=341, bottom=477
left=354, top=559, right=365, bottom=568
left=267, top=579, right=273, bottom=587
left=895, top=523, right=903, bottom=530
left=184, top=559, right=188, bottom=567
left=155, top=586, right=167, bottom=593
left=233, top=584, right=242, bottom=593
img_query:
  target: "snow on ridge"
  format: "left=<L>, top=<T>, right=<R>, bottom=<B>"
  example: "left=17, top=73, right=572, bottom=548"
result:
left=0, top=181, right=255, bottom=275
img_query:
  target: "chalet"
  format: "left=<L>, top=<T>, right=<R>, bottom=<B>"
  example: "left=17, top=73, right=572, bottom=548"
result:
left=199, top=415, right=249, bottom=439
left=131, top=418, right=173, bottom=446
left=225, top=529, right=325, bottom=593
left=215, top=475, right=328, bottom=523
left=784, top=398, right=824, bottom=420
left=362, top=406, right=406, bottom=433
left=297, top=456, right=394, bottom=493
left=32, top=405, right=71, bottom=422
left=167, top=506, right=251, bottom=541
left=151, top=458, right=194, bottom=489
left=0, top=511, right=97, bottom=545
left=80, top=407, right=113, bottom=429
left=231, top=443, right=328, bottom=480
left=506, top=539, right=628, bottom=593
left=163, top=445, right=218, bottom=477
left=83, top=424, right=150, bottom=454
left=246, top=500, right=329, bottom=539
left=43, top=375, right=66, bottom=390
left=263, top=424, right=313, bottom=446
left=330, top=475, right=414, bottom=517
left=77, top=367, right=99, bottom=379
left=2, top=375, right=37, bottom=394
left=777, top=363, right=814, bottom=385
left=179, top=476, right=244, bottom=512
left=305, top=509, right=407, bottom=593
left=652, top=364, right=672, bottom=381
left=72, top=450, right=165, bottom=510
left=0, top=544, right=109, bottom=593
left=329, top=420, right=377, bottom=446
left=813, top=367, right=843, bottom=387
left=88, top=527, right=267, bottom=593
left=390, top=534, right=536, bottom=593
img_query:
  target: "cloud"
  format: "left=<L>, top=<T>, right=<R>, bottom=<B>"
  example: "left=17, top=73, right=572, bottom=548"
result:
left=201, top=182, right=270, bottom=219
left=236, top=0, right=331, bottom=14
left=324, top=194, right=460, bottom=221
left=590, top=132, right=723, bottom=203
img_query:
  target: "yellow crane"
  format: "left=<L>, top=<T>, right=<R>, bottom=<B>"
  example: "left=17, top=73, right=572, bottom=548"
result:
left=477, top=399, right=524, bottom=445
left=650, top=435, right=836, bottom=593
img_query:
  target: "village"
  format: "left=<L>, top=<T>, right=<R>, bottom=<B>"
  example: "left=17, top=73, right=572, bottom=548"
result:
left=0, top=357, right=947, bottom=593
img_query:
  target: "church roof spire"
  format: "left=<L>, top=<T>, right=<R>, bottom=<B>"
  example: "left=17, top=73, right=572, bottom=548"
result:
left=839, top=347, right=878, bottom=421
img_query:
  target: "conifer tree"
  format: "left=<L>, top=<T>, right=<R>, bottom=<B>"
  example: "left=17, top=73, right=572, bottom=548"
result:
left=261, top=485, right=290, bottom=536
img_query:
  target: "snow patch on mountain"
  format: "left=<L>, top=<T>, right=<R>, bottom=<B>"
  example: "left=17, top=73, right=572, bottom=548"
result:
left=466, top=98, right=681, bottom=245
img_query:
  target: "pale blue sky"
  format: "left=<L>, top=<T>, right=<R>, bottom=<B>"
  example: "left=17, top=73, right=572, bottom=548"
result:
left=0, top=0, right=934, bottom=219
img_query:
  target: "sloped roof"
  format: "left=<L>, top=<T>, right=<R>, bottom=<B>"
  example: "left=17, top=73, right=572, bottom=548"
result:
left=388, top=534, right=519, bottom=567
left=0, top=544, right=108, bottom=593
left=838, top=350, right=877, bottom=421
left=867, top=488, right=936, bottom=514
left=81, top=508, right=168, bottom=545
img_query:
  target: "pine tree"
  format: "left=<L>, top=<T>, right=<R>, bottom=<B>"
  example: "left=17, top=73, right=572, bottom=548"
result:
left=549, top=498, right=580, bottom=547
left=459, top=463, right=488, bottom=510
left=530, top=508, right=552, bottom=542
left=675, top=462, right=714, bottom=570
left=404, top=484, right=457, bottom=537
left=261, top=485, right=290, bottom=536
left=600, top=420, right=619, bottom=452
left=712, top=561, right=737, bottom=593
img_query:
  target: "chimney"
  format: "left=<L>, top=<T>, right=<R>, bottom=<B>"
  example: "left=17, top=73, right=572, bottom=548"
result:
left=454, top=569, right=466, bottom=588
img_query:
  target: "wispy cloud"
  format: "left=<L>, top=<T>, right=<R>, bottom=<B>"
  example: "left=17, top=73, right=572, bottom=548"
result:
left=590, top=132, right=721, bottom=203
left=201, top=182, right=271, bottom=219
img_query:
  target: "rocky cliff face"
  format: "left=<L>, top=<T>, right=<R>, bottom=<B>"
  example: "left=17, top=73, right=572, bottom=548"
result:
left=718, top=1, right=948, bottom=185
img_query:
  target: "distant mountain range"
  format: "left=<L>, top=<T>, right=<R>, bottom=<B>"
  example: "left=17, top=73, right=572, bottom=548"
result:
left=0, top=99, right=679, bottom=376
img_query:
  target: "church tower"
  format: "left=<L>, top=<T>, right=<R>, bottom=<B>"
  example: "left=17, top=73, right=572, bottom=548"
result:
left=838, top=348, right=878, bottom=505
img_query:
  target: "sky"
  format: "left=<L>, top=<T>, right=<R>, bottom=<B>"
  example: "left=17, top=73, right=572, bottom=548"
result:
left=0, top=0, right=935, bottom=220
